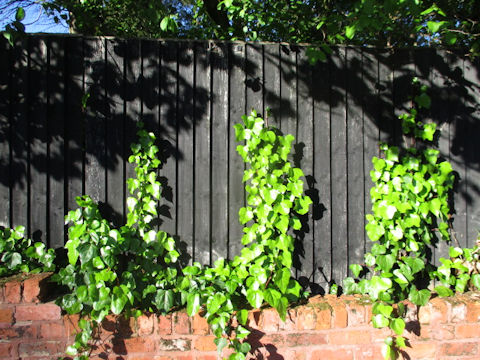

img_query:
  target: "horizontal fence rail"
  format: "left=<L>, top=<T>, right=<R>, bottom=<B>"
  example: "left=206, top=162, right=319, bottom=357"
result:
left=0, top=35, right=479, bottom=292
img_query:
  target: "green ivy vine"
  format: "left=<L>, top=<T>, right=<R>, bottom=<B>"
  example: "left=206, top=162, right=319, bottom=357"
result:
left=341, top=78, right=480, bottom=359
left=0, top=225, right=55, bottom=277
left=47, top=111, right=311, bottom=360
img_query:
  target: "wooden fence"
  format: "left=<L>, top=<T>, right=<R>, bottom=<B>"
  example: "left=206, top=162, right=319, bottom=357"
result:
left=1, top=35, right=479, bottom=292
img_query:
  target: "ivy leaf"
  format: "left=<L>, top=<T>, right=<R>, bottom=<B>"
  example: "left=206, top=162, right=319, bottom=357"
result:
left=376, top=254, right=395, bottom=272
left=155, top=289, right=174, bottom=313
left=264, top=288, right=281, bottom=308
left=366, top=222, right=385, bottom=241
left=349, top=264, right=362, bottom=278
left=390, top=318, right=405, bottom=335
left=345, top=25, right=356, bottom=39
left=471, top=274, right=480, bottom=290
left=207, top=293, right=226, bottom=314
left=414, top=93, right=431, bottom=109
left=237, top=309, right=249, bottom=326
left=111, top=287, right=128, bottom=314
left=427, top=20, right=446, bottom=33
left=372, top=314, right=389, bottom=328
left=449, top=247, right=463, bottom=258
left=186, top=292, right=201, bottom=316
left=15, top=7, right=25, bottom=21
left=434, top=285, right=453, bottom=297
left=246, top=289, right=264, bottom=309
left=214, top=337, right=228, bottom=356
left=408, top=288, right=430, bottom=306
left=275, top=296, right=288, bottom=322
left=395, top=336, right=407, bottom=349
left=274, top=268, right=291, bottom=293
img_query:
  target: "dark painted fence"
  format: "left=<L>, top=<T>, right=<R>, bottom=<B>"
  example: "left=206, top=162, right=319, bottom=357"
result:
left=1, top=35, right=479, bottom=292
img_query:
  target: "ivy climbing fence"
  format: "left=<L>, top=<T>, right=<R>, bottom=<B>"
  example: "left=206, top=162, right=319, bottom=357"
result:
left=0, top=35, right=479, bottom=292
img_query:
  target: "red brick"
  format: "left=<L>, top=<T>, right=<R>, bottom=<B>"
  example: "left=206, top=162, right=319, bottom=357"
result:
left=0, top=286, right=4, bottom=303
left=173, top=311, right=191, bottom=334
left=439, top=341, right=478, bottom=356
left=262, top=307, right=280, bottom=332
left=431, top=324, right=454, bottom=340
left=113, top=337, right=156, bottom=353
left=195, top=355, right=217, bottom=360
left=466, top=301, right=480, bottom=323
left=355, top=344, right=383, bottom=360
left=0, top=324, right=37, bottom=339
left=4, top=281, right=22, bottom=303
left=22, top=273, right=52, bottom=303
left=158, top=314, right=172, bottom=335
left=430, top=297, right=448, bottom=324
left=116, top=315, right=135, bottom=337
left=296, top=306, right=316, bottom=330
left=314, top=306, right=331, bottom=330
left=63, top=313, right=80, bottom=338
left=157, top=338, right=192, bottom=351
left=285, top=333, right=327, bottom=347
left=455, top=323, right=480, bottom=338
left=282, top=349, right=306, bottom=360
left=328, top=329, right=371, bottom=345
left=450, top=300, right=466, bottom=323
left=136, top=313, right=154, bottom=336
left=193, top=314, right=209, bottom=335
left=194, top=335, right=217, bottom=351
left=0, top=307, right=13, bottom=324
left=310, top=348, right=353, bottom=360
left=39, top=322, right=67, bottom=339
left=0, top=343, right=13, bottom=357
left=404, top=342, right=436, bottom=359
left=347, top=302, right=366, bottom=326
left=327, top=300, right=348, bottom=328
left=247, top=309, right=261, bottom=329
left=279, top=308, right=297, bottom=331
left=418, top=305, right=431, bottom=324
left=15, top=303, right=61, bottom=321
left=18, top=341, right=65, bottom=357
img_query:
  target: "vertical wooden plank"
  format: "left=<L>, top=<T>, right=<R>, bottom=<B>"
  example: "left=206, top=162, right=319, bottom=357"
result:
left=177, top=41, right=195, bottom=263
left=295, top=48, right=314, bottom=283
left=65, top=37, right=84, bottom=214
left=346, top=47, right=365, bottom=272
left=263, top=44, right=281, bottom=127
left=124, top=39, right=141, bottom=217
left=463, top=56, right=480, bottom=246
left=228, top=42, right=246, bottom=259
left=28, top=37, right=48, bottom=244
left=245, top=43, right=263, bottom=115
left=47, top=36, right=66, bottom=248
left=211, top=42, right=229, bottom=262
left=330, top=47, right=348, bottom=286
left=450, top=55, right=468, bottom=249
left=141, top=40, right=160, bottom=231
left=362, top=50, right=379, bottom=256
left=159, top=41, right=177, bottom=237
left=194, top=42, right=211, bottom=266
left=105, top=38, right=125, bottom=226
left=10, top=39, right=29, bottom=233
left=312, top=55, right=331, bottom=292
left=84, top=38, right=106, bottom=204
left=0, top=38, right=10, bottom=228
left=280, top=44, right=297, bottom=137
left=378, top=49, right=396, bottom=145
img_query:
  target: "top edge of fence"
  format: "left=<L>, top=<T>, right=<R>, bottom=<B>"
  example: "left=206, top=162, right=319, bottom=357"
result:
left=18, top=33, right=472, bottom=53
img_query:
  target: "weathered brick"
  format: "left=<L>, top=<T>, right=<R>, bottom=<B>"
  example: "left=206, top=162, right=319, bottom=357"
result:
left=328, top=329, right=371, bottom=345
left=431, top=324, right=454, bottom=340
left=405, top=342, right=437, bottom=359
left=157, top=338, right=192, bottom=351
left=15, top=303, right=61, bottom=321
left=430, top=297, right=448, bottom=324
left=355, top=344, right=383, bottom=360
left=285, top=333, right=327, bottom=347
left=261, top=308, right=280, bottom=332
left=193, top=335, right=217, bottom=351
left=4, top=281, right=22, bottom=303
left=450, top=300, right=466, bottom=323
left=466, top=301, right=480, bottom=323
left=173, top=311, right=191, bottom=334
left=0, top=307, right=13, bottom=324
left=136, top=313, right=154, bottom=336
left=112, top=337, right=156, bottom=354
left=195, top=355, right=217, bottom=360
left=310, top=348, right=354, bottom=360
left=439, top=341, right=478, bottom=356
left=158, top=314, right=172, bottom=335
left=418, top=305, right=431, bottom=324
left=314, top=305, right=331, bottom=330
left=0, top=343, right=14, bottom=357
left=455, top=323, right=480, bottom=338
left=347, top=302, right=366, bottom=326
left=18, top=341, right=65, bottom=357
left=192, top=314, right=209, bottom=335
left=22, top=273, right=52, bottom=303
left=116, top=315, right=135, bottom=337
left=278, top=308, right=297, bottom=331
left=296, top=306, right=316, bottom=330
left=39, top=322, right=67, bottom=339
left=0, top=324, right=37, bottom=339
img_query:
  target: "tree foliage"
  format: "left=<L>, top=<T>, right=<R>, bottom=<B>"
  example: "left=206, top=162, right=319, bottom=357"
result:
left=2, top=0, right=480, bottom=55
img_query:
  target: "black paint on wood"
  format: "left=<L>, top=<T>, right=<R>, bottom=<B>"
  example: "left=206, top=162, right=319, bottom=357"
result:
left=0, top=39, right=10, bottom=228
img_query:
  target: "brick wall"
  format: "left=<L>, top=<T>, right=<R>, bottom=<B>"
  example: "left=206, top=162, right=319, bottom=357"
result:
left=1, top=274, right=479, bottom=360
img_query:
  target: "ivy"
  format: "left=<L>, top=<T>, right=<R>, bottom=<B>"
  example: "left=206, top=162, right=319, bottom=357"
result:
left=0, top=225, right=55, bottom=277
left=49, top=112, right=311, bottom=360
left=343, top=79, right=456, bottom=359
